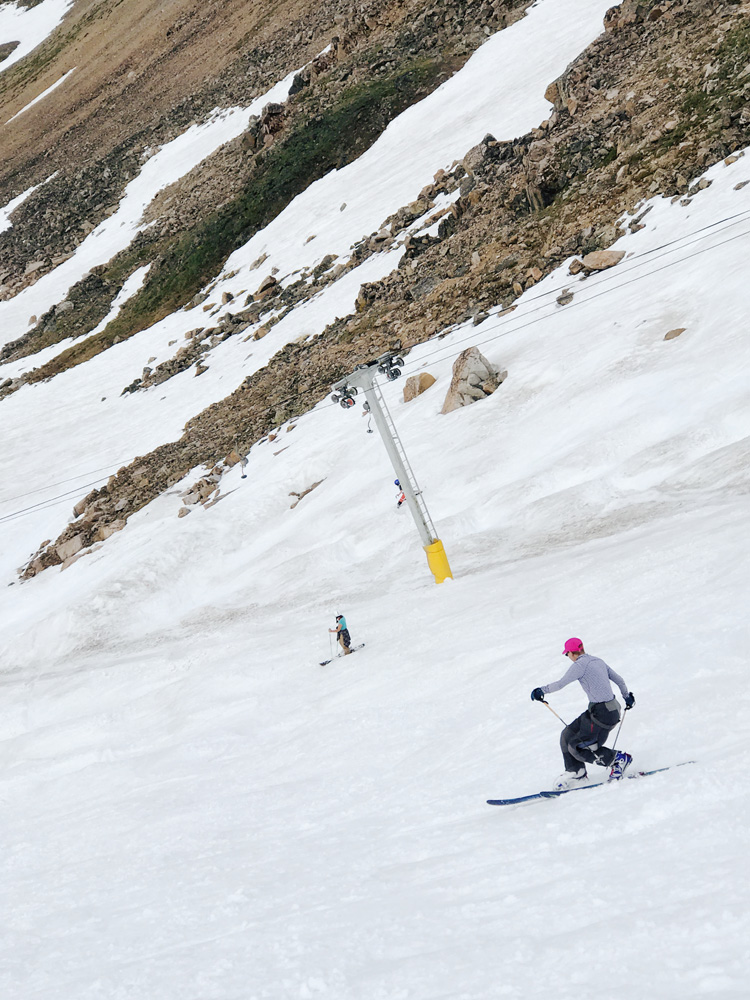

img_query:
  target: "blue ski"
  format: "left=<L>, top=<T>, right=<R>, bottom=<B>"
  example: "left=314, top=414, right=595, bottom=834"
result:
left=487, top=761, right=695, bottom=805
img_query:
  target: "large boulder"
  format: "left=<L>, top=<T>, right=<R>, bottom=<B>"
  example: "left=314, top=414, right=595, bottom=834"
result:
left=255, top=275, right=279, bottom=300
left=441, top=348, right=506, bottom=415
left=581, top=250, right=625, bottom=271
left=96, top=519, right=127, bottom=542
left=403, top=372, right=436, bottom=402
left=55, top=534, right=84, bottom=562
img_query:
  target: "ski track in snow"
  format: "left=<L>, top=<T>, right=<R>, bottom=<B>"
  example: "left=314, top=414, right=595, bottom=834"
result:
left=2, top=0, right=750, bottom=997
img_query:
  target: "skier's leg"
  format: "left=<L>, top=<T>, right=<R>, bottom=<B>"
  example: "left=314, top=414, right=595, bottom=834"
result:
left=565, top=710, right=612, bottom=768
left=573, top=718, right=618, bottom=767
left=560, top=714, right=587, bottom=771
left=585, top=702, right=621, bottom=767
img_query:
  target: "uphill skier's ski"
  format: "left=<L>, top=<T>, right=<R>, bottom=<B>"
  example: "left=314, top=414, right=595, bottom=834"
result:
left=319, top=643, right=365, bottom=666
left=487, top=761, right=695, bottom=805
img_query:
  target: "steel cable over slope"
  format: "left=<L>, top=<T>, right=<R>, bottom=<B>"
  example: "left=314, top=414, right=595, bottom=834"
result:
left=0, top=463, right=121, bottom=507
left=2, top=212, right=749, bottom=527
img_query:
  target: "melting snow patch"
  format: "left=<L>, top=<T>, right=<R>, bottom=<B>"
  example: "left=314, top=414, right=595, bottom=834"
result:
left=5, top=66, right=75, bottom=122
left=0, top=0, right=75, bottom=74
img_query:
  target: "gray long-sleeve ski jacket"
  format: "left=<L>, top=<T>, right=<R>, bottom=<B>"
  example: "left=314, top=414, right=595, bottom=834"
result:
left=541, top=653, right=628, bottom=704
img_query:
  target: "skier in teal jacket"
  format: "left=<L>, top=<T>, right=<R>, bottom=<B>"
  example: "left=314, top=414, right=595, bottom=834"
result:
left=329, top=615, right=352, bottom=655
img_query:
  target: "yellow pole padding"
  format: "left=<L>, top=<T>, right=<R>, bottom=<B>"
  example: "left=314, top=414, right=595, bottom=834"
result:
left=424, top=539, right=453, bottom=584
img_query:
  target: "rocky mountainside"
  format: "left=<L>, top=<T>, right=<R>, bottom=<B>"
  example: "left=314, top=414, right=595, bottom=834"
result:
left=2, top=0, right=749, bottom=577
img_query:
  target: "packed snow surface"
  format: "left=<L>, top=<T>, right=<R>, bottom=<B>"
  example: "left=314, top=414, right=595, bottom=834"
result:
left=1, top=0, right=749, bottom=997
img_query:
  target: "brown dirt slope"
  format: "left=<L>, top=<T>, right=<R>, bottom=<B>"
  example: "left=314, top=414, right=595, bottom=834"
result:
left=1, top=0, right=335, bottom=187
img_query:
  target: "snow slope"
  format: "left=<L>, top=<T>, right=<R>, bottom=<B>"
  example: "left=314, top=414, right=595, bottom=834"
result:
left=2, top=1, right=750, bottom=997
left=0, top=0, right=620, bottom=571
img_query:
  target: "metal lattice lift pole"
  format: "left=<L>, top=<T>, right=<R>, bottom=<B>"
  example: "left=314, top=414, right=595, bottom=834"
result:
left=331, top=353, right=452, bottom=584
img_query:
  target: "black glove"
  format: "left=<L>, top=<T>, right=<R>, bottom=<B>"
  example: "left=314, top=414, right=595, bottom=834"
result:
left=531, top=687, right=545, bottom=702
left=624, top=692, right=635, bottom=710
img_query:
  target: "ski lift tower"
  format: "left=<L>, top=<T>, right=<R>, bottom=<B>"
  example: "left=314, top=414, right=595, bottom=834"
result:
left=331, top=352, right=452, bottom=584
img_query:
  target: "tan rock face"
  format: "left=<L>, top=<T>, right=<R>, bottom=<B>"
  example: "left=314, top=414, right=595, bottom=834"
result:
left=664, top=328, right=686, bottom=341
left=544, top=80, right=560, bottom=105
left=403, top=372, right=436, bottom=402
left=580, top=250, right=625, bottom=271
left=441, top=347, right=505, bottom=415
left=96, top=519, right=126, bottom=541
left=55, top=534, right=84, bottom=562
left=255, top=275, right=279, bottom=300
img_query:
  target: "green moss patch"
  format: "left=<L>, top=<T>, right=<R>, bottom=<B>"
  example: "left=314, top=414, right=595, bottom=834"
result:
left=26, top=55, right=459, bottom=383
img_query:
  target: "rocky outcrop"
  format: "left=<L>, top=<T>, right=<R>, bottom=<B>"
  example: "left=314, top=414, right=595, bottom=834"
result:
left=403, top=372, right=436, bottom=402
left=580, top=250, right=625, bottom=271
left=441, top=347, right=506, bottom=414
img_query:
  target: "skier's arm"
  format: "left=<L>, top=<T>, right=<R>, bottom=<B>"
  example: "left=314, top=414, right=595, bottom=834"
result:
left=541, top=660, right=584, bottom=694
left=607, top=666, right=629, bottom=699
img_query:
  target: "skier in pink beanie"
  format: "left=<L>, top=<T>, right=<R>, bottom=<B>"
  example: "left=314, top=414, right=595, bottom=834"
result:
left=531, top=638, right=635, bottom=789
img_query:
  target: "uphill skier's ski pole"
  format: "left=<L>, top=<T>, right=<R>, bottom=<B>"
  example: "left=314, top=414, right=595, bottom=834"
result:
left=608, top=709, right=627, bottom=759
left=541, top=700, right=568, bottom=727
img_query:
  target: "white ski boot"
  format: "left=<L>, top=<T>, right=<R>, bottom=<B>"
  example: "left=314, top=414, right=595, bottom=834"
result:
left=553, top=768, right=587, bottom=790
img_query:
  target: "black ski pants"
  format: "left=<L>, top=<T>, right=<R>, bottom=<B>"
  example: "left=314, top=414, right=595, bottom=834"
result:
left=560, top=700, right=620, bottom=771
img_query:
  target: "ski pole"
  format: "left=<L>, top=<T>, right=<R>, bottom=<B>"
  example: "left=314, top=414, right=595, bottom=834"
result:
left=608, top=709, right=627, bottom=759
left=541, top=699, right=568, bottom=727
